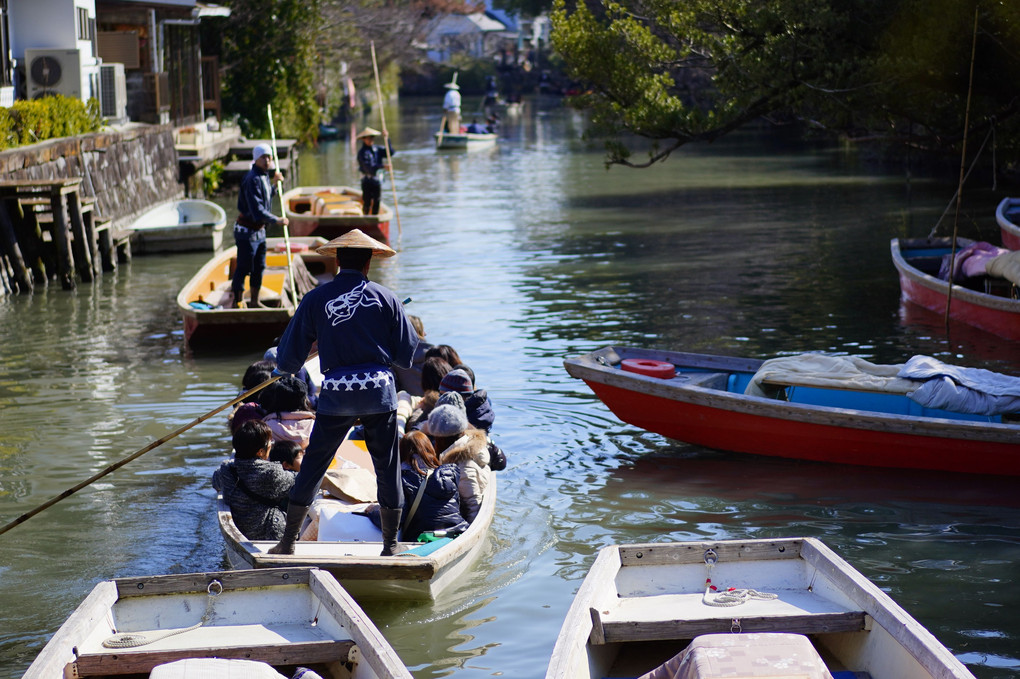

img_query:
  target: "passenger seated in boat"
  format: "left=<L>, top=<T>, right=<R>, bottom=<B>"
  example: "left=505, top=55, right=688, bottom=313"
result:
left=212, top=421, right=296, bottom=541
left=400, top=431, right=469, bottom=541
left=240, top=359, right=276, bottom=403
left=427, top=403, right=490, bottom=523
left=270, top=439, right=304, bottom=472
left=426, top=344, right=463, bottom=368
left=465, top=120, right=487, bottom=134
left=260, top=375, right=316, bottom=449
left=264, top=339, right=318, bottom=408
left=440, top=367, right=495, bottom=432
left=393, top=315, right=434, bottom=397
left=406, top=357, right=453, bottom=432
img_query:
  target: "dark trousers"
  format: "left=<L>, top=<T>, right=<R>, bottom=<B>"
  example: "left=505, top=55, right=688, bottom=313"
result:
left=231, top=225, right=266, bottom=293
left=361, top=176, right=381, bottom=216
left=289, top=411, right=402, bottom=510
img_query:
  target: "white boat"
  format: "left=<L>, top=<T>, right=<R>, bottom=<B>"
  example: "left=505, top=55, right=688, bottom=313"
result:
left=23, top=567, right=411, bottom=679
left=547, top=537, right=976, bottom=679
left=130, top=199, right=227, bottom=253
left=217, top=444, right=497, bottom=601
left=996, top=196, right=1020, bottom=250
left=434, top=130, right=497, bottom=151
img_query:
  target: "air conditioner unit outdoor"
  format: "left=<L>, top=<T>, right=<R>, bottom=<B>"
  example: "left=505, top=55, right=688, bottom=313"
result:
left=99, top=63, right=127, bottom=122
left=25, top=48, right=83, bottom=100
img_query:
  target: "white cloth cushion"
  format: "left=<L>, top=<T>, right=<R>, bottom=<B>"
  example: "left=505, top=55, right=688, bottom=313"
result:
left=150, top=658, right=287, bottom=679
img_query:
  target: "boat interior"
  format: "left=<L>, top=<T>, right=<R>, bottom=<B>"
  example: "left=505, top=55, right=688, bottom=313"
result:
left=903, top=243, right=1018, bottom=298
left=186, top=247, right=337, bottom=310
left=288, top=189, right=365, bottom=217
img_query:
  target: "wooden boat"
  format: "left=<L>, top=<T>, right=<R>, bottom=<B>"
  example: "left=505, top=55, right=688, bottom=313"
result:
left=996, top=196, right=1020, bottom=249
left=563, top=346, right=1020, bottom=475
left=176, top=236, right=335, bottom=349
left=23, top=567, right=411, bottom=679
left=434, top=130, right=497, bottom=151
left=891, top=237, right=1020, bottom=340
left=217, top=441, right=497, bottom=601
left=130, top=199, right=227, bottom=253
left=546, top=538, right=976, bottom=679
left=282, top=186, right=391, bottom=244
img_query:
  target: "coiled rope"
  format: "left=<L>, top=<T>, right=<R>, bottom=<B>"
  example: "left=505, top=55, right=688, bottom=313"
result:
left=102, top=579, right=222, bottom=649
left=701, top=549, right=778, bottom=608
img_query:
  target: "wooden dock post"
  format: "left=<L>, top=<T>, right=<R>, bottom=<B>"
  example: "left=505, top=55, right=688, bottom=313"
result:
left=49, top=189, right=76, bottom=289
left=0, top=200, right=33, bottom=293
left=67, top=191, right=94, bottom=283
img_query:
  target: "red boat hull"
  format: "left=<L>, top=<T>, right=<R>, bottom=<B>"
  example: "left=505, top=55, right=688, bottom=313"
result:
left=585, top=380, right=1019, bottom=476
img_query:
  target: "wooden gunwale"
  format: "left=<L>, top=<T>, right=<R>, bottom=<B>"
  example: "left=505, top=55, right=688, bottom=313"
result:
left=565, top=346, right=1018, bottom=446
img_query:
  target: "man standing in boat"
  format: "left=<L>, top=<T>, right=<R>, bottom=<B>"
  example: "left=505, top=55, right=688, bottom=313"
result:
left=233, top=144, right=289, bottom=308
left=268, top=229, right=419, bottom=557
left=356, top=127, right=391, bottom=216
left=442, top=77, right=461, bottom=133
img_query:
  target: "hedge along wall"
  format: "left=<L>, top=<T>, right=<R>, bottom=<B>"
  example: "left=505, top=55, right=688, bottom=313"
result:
left=0, top=125, right=183, bottom=228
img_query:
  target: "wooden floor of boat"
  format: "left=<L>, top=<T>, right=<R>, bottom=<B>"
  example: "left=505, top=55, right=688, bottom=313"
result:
left=74, top=623, right=352, bottom=676
left=592, top=591, right=866, bottom=644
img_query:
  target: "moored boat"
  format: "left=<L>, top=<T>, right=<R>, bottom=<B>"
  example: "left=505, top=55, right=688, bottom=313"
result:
left=176, top=236, right=335, bottom=349
left=434, top=130, right=497, bottom=151
left=130, top=199, right=227, bottom=253
left=546, top=537, right=976, bottom=679
left=217, top=438, right=497, bottom=601
left=23, top=567, right=411, bottom=679
left=564, top=346, right=1020, bottom=475
left=282, top=186, right=391, bottom=244
left=996, top=196, right=1020, bottom=249
left=892, top=237, right=1020, bottom=340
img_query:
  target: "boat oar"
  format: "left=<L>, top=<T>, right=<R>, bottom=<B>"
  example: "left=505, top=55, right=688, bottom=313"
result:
left=370, top=42, right=401, bottom=241
left=267, top=104, right=300, bottom=310
left=0, top=373, right=286, bottom=538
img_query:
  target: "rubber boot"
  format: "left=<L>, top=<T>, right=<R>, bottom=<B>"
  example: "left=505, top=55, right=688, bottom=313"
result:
left=231, top=288, right=244, bottom=309
left=379, top=507, right=403, bottom=556
left=268, top=502, right=310, bottom=555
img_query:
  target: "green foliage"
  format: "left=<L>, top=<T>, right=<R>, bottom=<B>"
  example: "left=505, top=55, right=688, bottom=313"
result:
left=203, top=159, right=225, bottom=195
left=0, top=96, right=103, bottom=150
left=551, top=0, right=1020, bottom=169
left=220, top=0, right=322, bottom=145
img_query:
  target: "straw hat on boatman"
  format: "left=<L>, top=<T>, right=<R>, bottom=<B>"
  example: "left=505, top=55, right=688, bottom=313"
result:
left=356, top=126, right=383, bottom=140
left=269, top=227, right=416, bottom=558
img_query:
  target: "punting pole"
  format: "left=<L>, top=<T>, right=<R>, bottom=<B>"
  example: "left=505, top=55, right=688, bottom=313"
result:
left=0, top=373, right=288, bottom=538
left=267, top=104, right=300, bottom=309
left=371, top=41, right=402, bottom=241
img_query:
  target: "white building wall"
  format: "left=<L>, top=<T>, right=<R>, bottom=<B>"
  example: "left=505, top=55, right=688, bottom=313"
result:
left=9, top=0, right=99, bottom=102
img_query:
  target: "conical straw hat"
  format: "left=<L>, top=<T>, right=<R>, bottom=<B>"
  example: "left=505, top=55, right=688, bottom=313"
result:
left=316, top=229, right=395, bottom=258
left=356, top=127, right=382, bottom=139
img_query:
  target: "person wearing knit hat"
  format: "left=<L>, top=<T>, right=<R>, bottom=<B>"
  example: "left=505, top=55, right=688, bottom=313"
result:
left=268, top=228, right=418, bottom=558
left=442, top=365, right=496, bottom=433
left=426, top=404, right=468, bottom=438
left=431, top=402, right=491, bottom=523
left=232, top=142, right=289, bottom=308
left=356, top=126, right=393, bottom=216
left=439, top=368, right=473, bottom=395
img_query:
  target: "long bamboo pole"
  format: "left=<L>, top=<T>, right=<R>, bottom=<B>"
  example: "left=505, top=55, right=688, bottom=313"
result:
left=370, top=42, right=401, bottom=240
left=267, top=105, right=299, bottom=309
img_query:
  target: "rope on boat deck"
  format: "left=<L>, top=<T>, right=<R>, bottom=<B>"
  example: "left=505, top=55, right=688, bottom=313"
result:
left=701, top=548, right=779, bottom=608
left=102, top=579, right=222, bottom=648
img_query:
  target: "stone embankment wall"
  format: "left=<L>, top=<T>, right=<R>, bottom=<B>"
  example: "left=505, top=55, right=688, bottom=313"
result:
left=0, top=125, right=183, bottom=228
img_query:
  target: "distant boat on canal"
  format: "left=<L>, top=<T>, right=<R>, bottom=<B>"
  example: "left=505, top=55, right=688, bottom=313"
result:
left=564, top=345, right=1020, bottom=475
left=130, top=199, right=227, bottom=254
left=282, top=186, right=391, bottom=244
left=434, top=130, right=497, bottom=151
left=892, top=237, right=1020, bottom=341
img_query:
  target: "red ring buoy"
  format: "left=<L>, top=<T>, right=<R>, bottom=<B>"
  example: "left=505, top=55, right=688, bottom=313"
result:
left=621, top=358, right=675, bottom=379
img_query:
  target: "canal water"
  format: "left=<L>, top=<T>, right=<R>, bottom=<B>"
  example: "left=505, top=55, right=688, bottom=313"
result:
left=1, top=99, right=1019, bottom=678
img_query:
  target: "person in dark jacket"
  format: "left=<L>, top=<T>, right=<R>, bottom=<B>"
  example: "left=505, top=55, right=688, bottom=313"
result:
left=393, top=315, right=434, bottom=396
left=439, top=368, right=495, bottom=432
left=212, top=420, right=296, bottom=541
left=355, top=127, right=391, bottom=216
left=399, top=431, right=468, bottom=541
left=232, top=144, right=289, bottom=308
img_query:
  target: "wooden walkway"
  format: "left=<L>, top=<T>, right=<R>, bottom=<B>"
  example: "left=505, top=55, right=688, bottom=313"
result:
left=0, top=179, right=130, bottom=293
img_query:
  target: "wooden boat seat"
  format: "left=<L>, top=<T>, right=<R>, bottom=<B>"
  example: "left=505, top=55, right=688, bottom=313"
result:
left=588, top=591, right=867, bottom=645
left=72, top=624, right=356, bottom=676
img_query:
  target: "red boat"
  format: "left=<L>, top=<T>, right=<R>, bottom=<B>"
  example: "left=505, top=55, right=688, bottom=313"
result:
left=891, top=237, right=1020, bottom=341
left=996, top=197, right=1020, bottom=250
left=564, top=346, right=1020, bottom=476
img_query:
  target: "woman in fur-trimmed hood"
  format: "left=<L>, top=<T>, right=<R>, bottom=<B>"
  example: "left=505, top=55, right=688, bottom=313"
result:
left=428, top=403, right=490, bottom=522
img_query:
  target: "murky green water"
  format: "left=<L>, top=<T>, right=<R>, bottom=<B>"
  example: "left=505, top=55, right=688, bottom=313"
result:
left=1, top=99, right=1018, bottom=678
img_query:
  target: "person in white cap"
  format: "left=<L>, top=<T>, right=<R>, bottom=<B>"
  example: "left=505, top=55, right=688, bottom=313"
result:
left=268, top=229, right=419, bottom=556
left=355, top=127, right=391, bottom=216
left=232, top=143, right=289, bottom=308
left=442, top=79, right=461, bottom=133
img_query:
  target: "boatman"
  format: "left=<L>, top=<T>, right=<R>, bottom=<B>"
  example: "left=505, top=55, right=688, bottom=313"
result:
left=355, top=127, right=391, bottom=216
left=268, top=229, right=419, bottom=557
left=442, top=77, right=461, bottom=133
left=233, top=143, right=289, bottom=308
